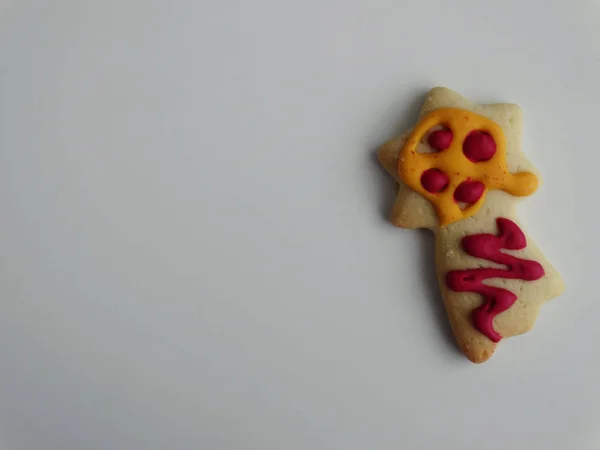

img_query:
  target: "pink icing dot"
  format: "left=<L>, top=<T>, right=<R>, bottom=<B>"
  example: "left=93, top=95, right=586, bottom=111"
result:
left=421, top=169, right=449, bottom=193
left=463, top=131, right=496, bottom=162
left=454, top=180, right=485, bottom=203
left=428, top=129, right=453, bottom=151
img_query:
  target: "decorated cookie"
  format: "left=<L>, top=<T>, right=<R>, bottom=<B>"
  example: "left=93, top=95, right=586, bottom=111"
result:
left=378, top=87, right=564, bottom=363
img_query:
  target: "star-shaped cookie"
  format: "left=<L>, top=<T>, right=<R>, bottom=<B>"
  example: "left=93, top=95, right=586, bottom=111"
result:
left=378, top=87, right=564, bottom=363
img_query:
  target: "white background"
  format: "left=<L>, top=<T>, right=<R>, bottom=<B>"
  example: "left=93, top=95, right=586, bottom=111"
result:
left=0, top=1, right=597, bottom=449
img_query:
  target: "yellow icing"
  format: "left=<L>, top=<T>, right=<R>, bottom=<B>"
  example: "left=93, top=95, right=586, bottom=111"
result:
left=397, top=108, right=538, bottom=226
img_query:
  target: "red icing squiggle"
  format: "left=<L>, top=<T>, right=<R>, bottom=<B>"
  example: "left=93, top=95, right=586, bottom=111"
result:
left=446, top=218, right=545, bottom=342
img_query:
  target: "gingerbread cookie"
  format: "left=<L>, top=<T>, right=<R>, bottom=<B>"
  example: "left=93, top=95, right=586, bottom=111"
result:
left=378, top=87, right=564, bottom=363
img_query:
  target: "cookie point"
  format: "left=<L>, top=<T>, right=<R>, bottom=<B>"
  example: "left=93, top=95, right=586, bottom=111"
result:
left=464, top=345, right=496, bottom=364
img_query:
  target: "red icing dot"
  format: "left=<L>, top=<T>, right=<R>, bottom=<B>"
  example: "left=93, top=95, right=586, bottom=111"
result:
left=421, top=169, right=449, bottom=193
left=428, top=129, right=453, bottom=151
left=463, top=131, right=496, bottom=162
left=454, top=180, right=485, bottom=203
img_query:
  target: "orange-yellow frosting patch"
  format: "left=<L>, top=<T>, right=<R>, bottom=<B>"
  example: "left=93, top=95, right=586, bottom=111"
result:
left=397, top=108, right=538, bottom=226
